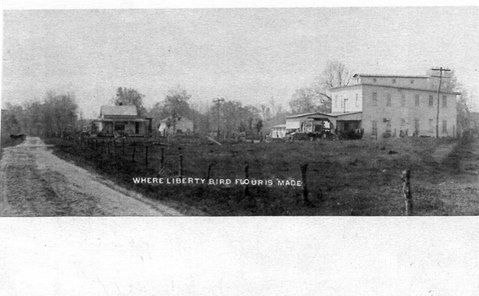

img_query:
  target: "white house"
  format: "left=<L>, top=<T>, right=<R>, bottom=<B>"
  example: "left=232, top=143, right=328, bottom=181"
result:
left=270, top=124, right=287, bottom=138
left=158, top=116, right=194, bottom=136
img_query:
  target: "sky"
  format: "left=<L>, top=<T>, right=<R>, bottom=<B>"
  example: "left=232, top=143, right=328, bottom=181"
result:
left=2, top=7, right=479, bottom=118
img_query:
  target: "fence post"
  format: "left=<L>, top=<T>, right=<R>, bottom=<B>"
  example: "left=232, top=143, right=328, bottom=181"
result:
left=178, top=147, right=183, bottom=177
left=145, top=145, right=149, bottom=167
left=206, top=163, right=214, bottom=182
left=243, top=162, right=250, bottom=198
left=160, top=147, right=165, bottom=169
left=132, top=142, right=136, bottom=162
left=300, top=163, right=312, bottom=206
left=402, top=169, right=413, bottom=216
left=122, top=138, right=125, bottom=155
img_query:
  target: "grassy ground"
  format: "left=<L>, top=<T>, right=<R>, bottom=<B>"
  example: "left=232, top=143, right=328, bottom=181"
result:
left=44, top=136, right=479, bottom=215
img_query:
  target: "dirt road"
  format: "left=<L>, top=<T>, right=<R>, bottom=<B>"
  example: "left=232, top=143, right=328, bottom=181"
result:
left=0, top=137, right=181, bottom=216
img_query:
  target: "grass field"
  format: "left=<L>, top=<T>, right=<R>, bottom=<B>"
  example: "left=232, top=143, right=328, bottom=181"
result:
left=45, top=136, right=479, bottom=215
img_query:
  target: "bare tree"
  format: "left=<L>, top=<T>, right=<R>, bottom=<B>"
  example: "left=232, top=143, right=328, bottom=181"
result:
left=113, top=87, right=146, bottom=116
left=289, top=60, right=352, bottom=114
left=318, top=60, right=352, bottom=88
left=163, top=87, right=192, bottom=132
left=44, top=92, right=78, bottom=138
left=289, top=87, right=331, bottom=114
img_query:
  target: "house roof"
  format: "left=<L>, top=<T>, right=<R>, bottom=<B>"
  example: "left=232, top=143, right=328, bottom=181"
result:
left=100, top=105, right=137, bottom=117
left=93, top=118, right=148, bottom=122
left=329, top=111, right=362, bottom=117
left=353, top=73, right=429, bottom=79
left=286, top=112, right=331, bottom=119
left=271, top=124, right=287, bottom=128
left=329, top=83, right=461, bottom=95
left=286, top=111, right=364, bottom=119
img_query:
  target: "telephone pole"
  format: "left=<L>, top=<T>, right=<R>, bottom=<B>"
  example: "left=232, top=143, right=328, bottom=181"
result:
left=431, top=67, right=451, bottom=138
left=213, top=98, right=225, bottom=139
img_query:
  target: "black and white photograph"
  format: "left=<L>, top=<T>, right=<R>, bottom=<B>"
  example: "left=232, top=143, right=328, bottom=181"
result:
left=1, top=6, right=479, bottom=216
left=2, top=3, right=479, bottom=296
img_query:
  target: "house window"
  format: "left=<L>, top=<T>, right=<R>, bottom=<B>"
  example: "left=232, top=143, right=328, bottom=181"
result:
left=372, top=92, right=378, bottom=106
left=401, top=94, right=406, bottom=107
left=386, top=93, right=392, bottom=106
left=429, top=95, right=434, bottom=107
left=392, top=79, right=396, bottom=84
left=442, top=120, right=447, bottom=133
left=135, top=122, right=140, bottom=134
left=372, top=120, right=378, bottom=135
left=340, top=98, right=344, bottom=108
left=335, top=95, right=338, bottom=108
left=355, top=93, right=359, bottom=107
left=415, top=94, right=420, bottom=107
left=114, top=122, right=125, bottom=131
left=429, top=119, right=434, bottom=133
left=442, top=95, right=447, bottom=107
left=400, top=118, right=406, bottom=126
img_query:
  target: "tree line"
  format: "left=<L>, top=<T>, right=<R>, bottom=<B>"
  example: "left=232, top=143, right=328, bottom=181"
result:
left=2, top=92, right=79, bottom=139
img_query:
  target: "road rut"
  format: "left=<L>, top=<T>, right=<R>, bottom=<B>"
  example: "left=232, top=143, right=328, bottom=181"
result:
left=0, top=137, right=181, bottom=216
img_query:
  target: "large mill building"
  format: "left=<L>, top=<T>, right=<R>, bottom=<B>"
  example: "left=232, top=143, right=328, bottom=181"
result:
left=329, top=73, right=460, bottom=138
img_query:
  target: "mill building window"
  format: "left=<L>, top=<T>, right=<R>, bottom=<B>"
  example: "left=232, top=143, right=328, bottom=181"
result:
left=415, top=94, right=420, bottom=107
left=401, top=94, right=406, bottom=107
left=429, top=95, right=434, bottom=107
left=442, top=95, right=447, bottom=107
left=372, top=120, right=378, bottom=136
left=372, top=92, right=378, bottom=106
left=386, top=93, right=392, bottom=106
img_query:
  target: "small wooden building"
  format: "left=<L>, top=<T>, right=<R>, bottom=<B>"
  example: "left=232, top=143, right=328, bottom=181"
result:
left=158, top=116, right=194, bottom=136
left=270, top=124, right=287, bottom=138
left=93, top=105, right=152, bottom=137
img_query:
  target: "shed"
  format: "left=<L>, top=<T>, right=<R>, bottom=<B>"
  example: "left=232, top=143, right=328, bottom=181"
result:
left=158, top=116, right=194, bottom=136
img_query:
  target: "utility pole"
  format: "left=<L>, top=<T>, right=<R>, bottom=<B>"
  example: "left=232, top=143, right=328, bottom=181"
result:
left=213, top=98, right=224, bottom=139
left=431, top=67, right=451, bottom=138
